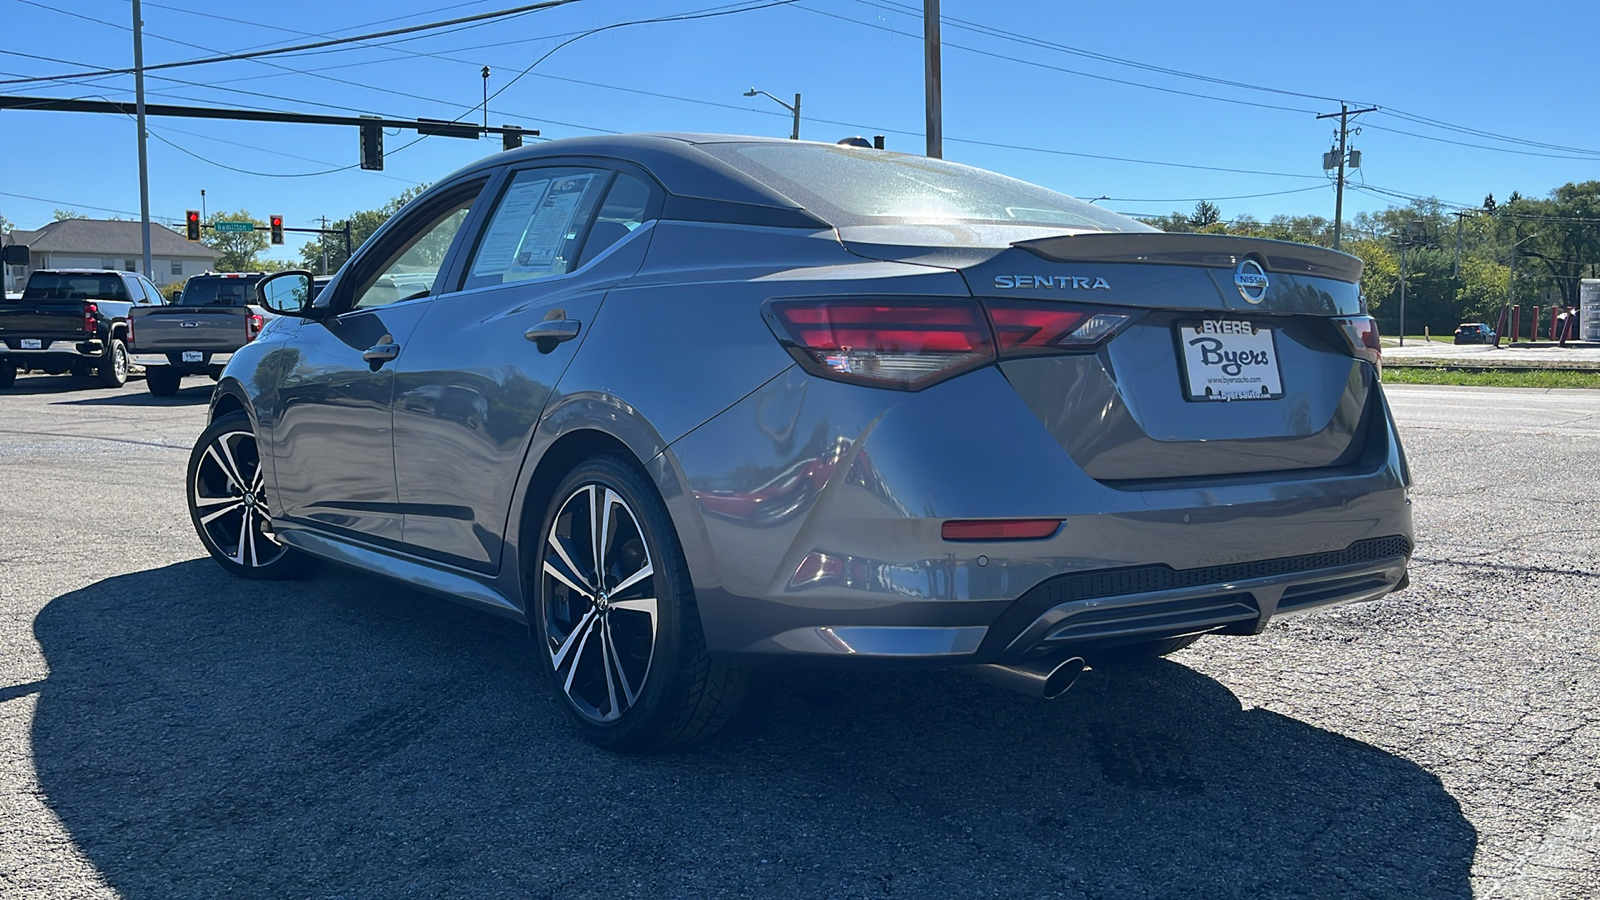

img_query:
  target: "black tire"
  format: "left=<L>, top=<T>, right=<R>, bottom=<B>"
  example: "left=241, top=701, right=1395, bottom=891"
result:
left=0, top=363, right=14, bottom=389
left=186, top=411, right=313, bottom=580
left=532, top=455, right=745, bottom=751
left=1086, top=634, right=1204, bottom=666
left=146, top=367, right=182, bottom=397
left=97, top=336, right=129, bottom=388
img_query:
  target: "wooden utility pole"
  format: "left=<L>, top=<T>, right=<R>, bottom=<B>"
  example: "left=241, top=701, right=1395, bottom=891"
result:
left=1317, top=103, right=1377, bottom=250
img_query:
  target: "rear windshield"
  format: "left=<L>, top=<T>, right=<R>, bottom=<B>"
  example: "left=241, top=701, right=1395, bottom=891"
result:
left=696, top=141, right=1152, bottom=232
left=180, top=275, right=261, bottom=306
left=22, top=272, right=130, bottom=302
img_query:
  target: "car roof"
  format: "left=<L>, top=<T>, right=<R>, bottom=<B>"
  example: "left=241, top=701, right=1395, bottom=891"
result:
left=447, top=133, right=814, bottom=211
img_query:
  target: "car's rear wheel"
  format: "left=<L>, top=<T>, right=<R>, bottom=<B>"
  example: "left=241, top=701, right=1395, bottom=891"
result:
left=146, top=367, right=181, bottom=396
left=533, top=456, right=744, bottom=750
left=186, top=412, right=310, bottom=580
left=97, top=337, right=128, bottom=387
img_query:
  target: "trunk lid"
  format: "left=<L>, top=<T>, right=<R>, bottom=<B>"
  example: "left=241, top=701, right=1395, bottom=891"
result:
left=848, top=230, right=1375, bottom=483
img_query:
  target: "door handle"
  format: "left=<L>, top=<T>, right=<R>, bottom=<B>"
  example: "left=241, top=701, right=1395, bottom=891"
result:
left=362, top=342, right=401, bottom=363
left=524, top=319, right=581, bottom=352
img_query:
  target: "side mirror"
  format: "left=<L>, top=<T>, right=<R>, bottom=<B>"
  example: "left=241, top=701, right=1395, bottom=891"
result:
left=257, top=270, right=317, bottom=317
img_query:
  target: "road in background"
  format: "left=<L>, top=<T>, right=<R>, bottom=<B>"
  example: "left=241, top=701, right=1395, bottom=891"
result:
left=1, top=378, right=1596, bottom=898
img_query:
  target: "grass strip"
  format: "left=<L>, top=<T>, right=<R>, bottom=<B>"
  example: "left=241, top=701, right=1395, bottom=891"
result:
left=1383, top=367, right=1600, bottom=388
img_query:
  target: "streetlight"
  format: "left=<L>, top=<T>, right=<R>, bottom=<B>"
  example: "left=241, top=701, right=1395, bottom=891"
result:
left=1496, top=231, right=1541, bottom=348
left=743, top=88, right=800, bottom=140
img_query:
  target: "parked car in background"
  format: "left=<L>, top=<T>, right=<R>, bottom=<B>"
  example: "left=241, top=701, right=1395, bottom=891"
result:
left=1453, top=323, right=1496, bottom=344
left=0, top=268, right=163, bottom=388
left=128, top=272, right=271, bottom=396
left=188, top=134, right=1413, bottom=750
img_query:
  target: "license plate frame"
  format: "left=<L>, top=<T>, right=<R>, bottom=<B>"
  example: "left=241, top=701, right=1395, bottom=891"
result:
left=1176, top=320, right=1285, bottom=402
left=20, top=338, right=42, bottom=350
left=181, top=350, right=204, bottom=363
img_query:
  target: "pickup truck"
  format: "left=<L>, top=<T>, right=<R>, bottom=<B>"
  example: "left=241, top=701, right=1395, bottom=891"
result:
left=0, top=269, right=166, bottom=388
left=128, top=272, right=271, bottom=396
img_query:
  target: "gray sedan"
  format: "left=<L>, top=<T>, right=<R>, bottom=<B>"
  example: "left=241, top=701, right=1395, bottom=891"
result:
left=186, top=134, right=1412, bottom=749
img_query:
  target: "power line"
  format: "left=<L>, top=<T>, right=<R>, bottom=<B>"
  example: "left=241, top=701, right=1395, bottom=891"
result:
left=0, top=0, right=593, bottom=86
left=1094, top=186, right=1329, bottom=204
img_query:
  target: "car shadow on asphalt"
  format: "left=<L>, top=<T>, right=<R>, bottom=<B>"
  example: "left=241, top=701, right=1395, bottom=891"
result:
left=52, top=389, right=211, bottom=407
left=0, top=374, right=128, bottom=395
left=30, top=561, right=1476, bottom=899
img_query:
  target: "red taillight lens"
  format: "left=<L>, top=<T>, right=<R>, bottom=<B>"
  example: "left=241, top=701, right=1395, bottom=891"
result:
left=1335, top=316, right=1382, bottom=377
left=941, top=519, right=1062, bottom=541
left=986, top=302, right=1134, bottom=357
left=246, top=313, right=264, bottom=341
left=83, top=303, right=98, bottom=334
left=765, top=299, right=994, bottom=390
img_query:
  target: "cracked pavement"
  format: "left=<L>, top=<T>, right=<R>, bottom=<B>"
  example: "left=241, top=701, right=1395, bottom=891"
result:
left=0, top=375, right=1596, bottom=898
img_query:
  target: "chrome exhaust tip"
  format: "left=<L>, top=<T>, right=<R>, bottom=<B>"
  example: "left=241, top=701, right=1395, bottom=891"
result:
left=966, top=656, right=1086, bottom=699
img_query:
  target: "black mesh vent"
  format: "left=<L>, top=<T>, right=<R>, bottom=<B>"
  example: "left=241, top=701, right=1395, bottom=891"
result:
left=979, top=535, right=1412, bottom=658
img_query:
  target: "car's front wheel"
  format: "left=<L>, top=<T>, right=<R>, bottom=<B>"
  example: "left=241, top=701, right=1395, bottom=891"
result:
left=186, top=412, right=310, bottom=579
left=533, top=456, right=744, bottom=750
left=146, top=367, right=182, bottom=396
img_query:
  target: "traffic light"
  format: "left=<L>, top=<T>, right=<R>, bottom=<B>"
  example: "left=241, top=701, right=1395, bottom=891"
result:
left=185, top=210, right=201, bottom=241
left=359, top=116, right=383, bottom=171
left=270, top=215, right=284, bottom=245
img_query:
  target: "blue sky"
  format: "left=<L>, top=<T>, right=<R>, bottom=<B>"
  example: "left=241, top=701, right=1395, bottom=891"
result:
left=3, top=0, right=1597, bottom=263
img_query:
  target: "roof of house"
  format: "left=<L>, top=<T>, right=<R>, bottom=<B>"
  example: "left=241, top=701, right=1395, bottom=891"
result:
left=8, top=219, right=220, bottom=259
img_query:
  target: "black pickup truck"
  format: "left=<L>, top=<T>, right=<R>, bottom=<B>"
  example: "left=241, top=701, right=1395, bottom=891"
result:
left=0, top=269, right=166, bottom=388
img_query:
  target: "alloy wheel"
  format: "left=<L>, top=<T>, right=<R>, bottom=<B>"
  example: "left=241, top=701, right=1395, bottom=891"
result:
left=190, top=429, right=286, bottom=568
left=542, top=484, right=659, bottom=723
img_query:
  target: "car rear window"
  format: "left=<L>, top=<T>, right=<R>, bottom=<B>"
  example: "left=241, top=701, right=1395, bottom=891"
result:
left=180, top=275, right=261, bottom=306
left=22, top=273, right=130, bottom=302
left=696, top=141, right=1152, bottom=232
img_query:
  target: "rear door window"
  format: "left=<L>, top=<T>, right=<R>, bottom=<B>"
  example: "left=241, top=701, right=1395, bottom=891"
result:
left=462, top=167, right=610, bottom=291
left=22, top=273, right=130, bottom=301
left=179, top=276, right=260, bottom=307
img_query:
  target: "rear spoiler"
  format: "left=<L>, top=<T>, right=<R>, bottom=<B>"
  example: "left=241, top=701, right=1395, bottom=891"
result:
left=1012, top=232, right=1363, bottom=285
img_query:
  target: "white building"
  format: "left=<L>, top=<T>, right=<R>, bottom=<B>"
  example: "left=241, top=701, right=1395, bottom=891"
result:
left=3, top=219, right=221, bottom=293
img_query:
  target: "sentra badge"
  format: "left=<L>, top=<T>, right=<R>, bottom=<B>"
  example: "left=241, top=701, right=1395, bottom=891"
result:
left=994, top=275, right=1111, bottom=290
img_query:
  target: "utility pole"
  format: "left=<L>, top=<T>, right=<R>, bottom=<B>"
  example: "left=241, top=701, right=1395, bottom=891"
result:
left=1452, top=210, right=1469, bottom=278
left=320, top=215, right=329, bottom=275
left=924, top=0, right=942, bottom=158
left=481, top=66, right=490, bottom=132
left=1317, top=103, right=1377, bottom=250
left=132, top=0, right=153, bottom=278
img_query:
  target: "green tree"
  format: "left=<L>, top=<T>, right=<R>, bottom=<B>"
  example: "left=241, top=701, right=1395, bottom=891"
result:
left=203, top=209, right=270, bottom=272
left=297, top=185, right=428, bottom=274
left=1495, top=182, right=1600, bottom=308
left=0, top=213, right=11, bottom=234
left=53, top=209, right=87, bottom=221
left=1343, top=238, right=1399, bottom=315
left=1455, top=254, right=1509, bottom=324
left=1188, top=200, right=1222, bottom=228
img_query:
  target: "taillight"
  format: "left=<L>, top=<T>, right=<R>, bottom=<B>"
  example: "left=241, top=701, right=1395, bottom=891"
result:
left=763, top=298, right=1136, bottom=391
left=246, top=313, right=264, bottom=342
left=83, top=303, right=98, bottom=335
left=764, top=299, right=994, bottom=390
left=125, top=314, right=135, bottom=346
left=1335, top=316, right=1382, bottom=377
left=986, top=302, right=1134, bottom=358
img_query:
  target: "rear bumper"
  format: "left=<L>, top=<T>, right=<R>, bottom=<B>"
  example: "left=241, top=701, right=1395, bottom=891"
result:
left=1, top=340, right=104, bottom=359
left=665, top=364, right=1413, bottom=662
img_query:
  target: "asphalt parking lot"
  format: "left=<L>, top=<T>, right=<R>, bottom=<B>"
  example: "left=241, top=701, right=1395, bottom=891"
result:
left=1, top=375, right=1597, bottom=899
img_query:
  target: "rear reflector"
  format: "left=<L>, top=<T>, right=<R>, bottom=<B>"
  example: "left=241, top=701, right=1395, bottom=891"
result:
left=942, top=519, right=1062, bottom=541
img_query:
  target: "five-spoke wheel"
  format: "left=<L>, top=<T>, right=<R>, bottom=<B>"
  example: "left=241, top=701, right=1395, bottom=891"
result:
left=534, top=456, right=744, bottom=750
left=186, top=411, right=307, bottom=579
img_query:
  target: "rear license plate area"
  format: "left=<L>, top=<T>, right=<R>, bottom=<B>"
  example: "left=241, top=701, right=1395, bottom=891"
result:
left=182, top=351, right=204, bottom=363
left=1177, top=320, right=1283, bottom=401
left=21, top=338, right=42, bottom=349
